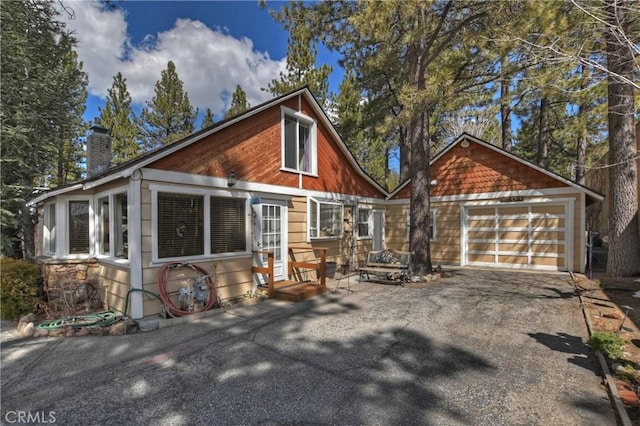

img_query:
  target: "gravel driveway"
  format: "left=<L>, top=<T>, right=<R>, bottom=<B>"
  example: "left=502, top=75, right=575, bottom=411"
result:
left=1, top=268, right=616, bottom=425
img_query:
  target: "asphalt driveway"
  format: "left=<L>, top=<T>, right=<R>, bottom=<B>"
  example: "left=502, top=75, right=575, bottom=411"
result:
left=1, top=269, right=616, bottom=425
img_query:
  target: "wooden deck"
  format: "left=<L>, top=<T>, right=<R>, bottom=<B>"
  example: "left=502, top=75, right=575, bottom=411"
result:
left=265, top=280, right=329, bottom=302
left=252, top=247, right=329, bottom=302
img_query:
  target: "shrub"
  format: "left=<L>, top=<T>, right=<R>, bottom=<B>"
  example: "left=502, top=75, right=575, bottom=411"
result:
left=0, top=257, right=41, bottom=320
left=589, top=332, right=628, bottom=359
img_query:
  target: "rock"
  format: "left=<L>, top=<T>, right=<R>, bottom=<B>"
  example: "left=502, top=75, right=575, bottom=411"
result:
left=75, top=328, right=90, bottom=337
left=65, top=328, right=75, bottom=337
left=89, top=327, right=105, bottom=336
left=48, top=328, right=65, bottom=337
left=109, top=322, right=126, bottom=335
left=34, top=328, right=49, bottom=338
left=19, top=322, right=35, bottom=337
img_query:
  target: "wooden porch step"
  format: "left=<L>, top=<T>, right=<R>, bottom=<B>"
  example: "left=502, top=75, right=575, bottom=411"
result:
left=271, top=281, right=328, bottom=302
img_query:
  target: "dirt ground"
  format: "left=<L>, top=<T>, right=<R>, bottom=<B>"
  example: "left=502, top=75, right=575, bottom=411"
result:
left=575, top=274, right=640, bottom=423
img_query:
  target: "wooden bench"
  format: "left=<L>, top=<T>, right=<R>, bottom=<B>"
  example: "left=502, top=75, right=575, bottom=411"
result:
left=359, top=250, right=413, bottom=285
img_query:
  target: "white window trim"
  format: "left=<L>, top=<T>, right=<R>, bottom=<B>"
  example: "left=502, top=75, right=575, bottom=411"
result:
left=308, top=197, right=344, bottom=241
left=43, top=202, right=57, bottom=256
left=63, top=195, right=95, bottom=259
left=150, top=184, right=251, bottom=265
left=280, top=106, right=318, bottom=176
left=357, top=206, right=373, bottom=240
left=407, top=209, right=437, bottom=241
left=93, top=187, right=130, bottom=263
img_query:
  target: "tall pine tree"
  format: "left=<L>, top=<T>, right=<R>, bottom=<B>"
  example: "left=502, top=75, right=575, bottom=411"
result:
left=99, top=72, right=140, bottom=164
left=138, top=61, right=198, bottom=149
left=224, top=85, right=251, bottom=119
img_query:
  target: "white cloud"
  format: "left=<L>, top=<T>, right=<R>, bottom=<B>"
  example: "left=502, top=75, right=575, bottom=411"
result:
left=56, top=2, right=286, bottom=116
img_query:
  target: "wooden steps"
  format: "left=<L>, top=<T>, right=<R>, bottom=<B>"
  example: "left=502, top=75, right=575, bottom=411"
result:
left=264, top=280, right=328, bottom=302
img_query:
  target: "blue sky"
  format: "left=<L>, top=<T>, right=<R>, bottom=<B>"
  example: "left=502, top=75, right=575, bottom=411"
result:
left=56, top=1, right=342, bottom=125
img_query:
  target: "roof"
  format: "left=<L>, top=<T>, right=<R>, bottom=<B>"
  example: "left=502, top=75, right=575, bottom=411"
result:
left=29, top=87, right=388, bottom=205
left=387, top=133, right=605, bottom=201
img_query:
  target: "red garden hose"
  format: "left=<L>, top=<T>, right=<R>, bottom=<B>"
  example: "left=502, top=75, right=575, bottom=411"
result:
left=158, top=262, right=218, bottom=317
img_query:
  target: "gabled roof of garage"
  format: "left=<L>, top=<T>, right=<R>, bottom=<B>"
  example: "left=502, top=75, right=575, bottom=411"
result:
left=388, top=133, right=605, bottom=201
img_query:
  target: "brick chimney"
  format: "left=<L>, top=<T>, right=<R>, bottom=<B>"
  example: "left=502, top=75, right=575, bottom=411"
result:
left=87, top=121, right=111, bottom=177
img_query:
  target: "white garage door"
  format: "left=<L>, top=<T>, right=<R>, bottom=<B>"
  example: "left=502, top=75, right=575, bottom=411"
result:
left=464, top=203, right=570, bottom=271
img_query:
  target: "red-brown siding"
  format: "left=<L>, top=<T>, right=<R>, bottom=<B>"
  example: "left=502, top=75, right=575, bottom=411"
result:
left=391, top=139, right=566, bottom=199
left=148, top=95, right=384, bottom=198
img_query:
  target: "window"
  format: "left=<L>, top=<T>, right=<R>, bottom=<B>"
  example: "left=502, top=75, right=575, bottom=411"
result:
left=154, top=190, right=248, bottom=261
left=309, top=198, right=343, bottom=239
left=98, top=196, right=110, bottom=255
left=210, top=197, right=246, bottom=254
left=97, top=193, right=128, bottom=258
left=282, top=111, right=316, bottom=174
left=157, top=193, right=204, bottom=258
left=114, top=193, right=128, bottom=258
left=69, top=200, right=90, bottom=254
left=407, top=209, right=437, bottom=241
left=44, top=203, right=56, bottom=254
left=358, top=208, right=372, bottom=239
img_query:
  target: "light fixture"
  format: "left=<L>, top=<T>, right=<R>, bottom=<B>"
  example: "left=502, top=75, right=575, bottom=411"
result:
left=227, top=170, right=236, bottom=187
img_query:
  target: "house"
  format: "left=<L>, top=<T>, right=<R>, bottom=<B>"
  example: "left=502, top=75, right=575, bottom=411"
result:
left=29, top=87, right=603, bottom=320
left=387, top=134, right=603, bottom=273
left=585, top=121, right=640, bottom=241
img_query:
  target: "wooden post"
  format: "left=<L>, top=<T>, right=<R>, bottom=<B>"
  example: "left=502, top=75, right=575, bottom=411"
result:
left=320, top=248, right=326, bottom=287
left=267, top=252, right=275, bottom=298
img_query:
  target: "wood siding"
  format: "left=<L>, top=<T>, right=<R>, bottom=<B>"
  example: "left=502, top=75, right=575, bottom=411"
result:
left=149, top=95, right=384, bottom=198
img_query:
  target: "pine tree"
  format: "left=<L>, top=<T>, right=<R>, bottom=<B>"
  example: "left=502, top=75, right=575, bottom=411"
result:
left=1, top=0, right=88, bottom=259
left=265, top=9, right=332, bottom=106
left=224, top=85, right=251, bottom=119
left=138, top=61, right=198, bottom=149
left=99, top=72, right=140, bottom=164
left=201, top=108, right=215, bottom=129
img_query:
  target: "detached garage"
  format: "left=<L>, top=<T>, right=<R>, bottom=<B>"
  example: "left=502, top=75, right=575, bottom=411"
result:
left=387, top=134, right=603, bottom=273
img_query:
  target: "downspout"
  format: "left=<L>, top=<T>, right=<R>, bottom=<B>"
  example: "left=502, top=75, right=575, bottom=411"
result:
left=129, top=169, right=144, bottom=319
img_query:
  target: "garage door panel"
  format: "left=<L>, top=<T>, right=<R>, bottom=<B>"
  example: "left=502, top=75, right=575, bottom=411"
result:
left=468, top=242, right=494, bottom=252
left=468, top=253, right=495, bottom=263
left=498, top=255, right=528, bottom=265
left=500, top=206, right=528, bottom=215
left=532, top=244, right=565, bottom=255
left=499, top=231, right=527, bottom=240
left=531, top=217, right=564, bottom=228
left=465, top=203, right=569, bottom=271
left=531, top=256, right=565, bottom=267
left=499, top=218, right=529, bottom=227
left=531, top=230, right=565, bottom=240
left=499, top=242, right=528, bottom=252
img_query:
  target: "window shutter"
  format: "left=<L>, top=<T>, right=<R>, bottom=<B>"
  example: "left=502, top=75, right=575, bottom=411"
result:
left=157, top=193, right=203, bottom=258
left=69, top=201, right=90, bottom=254
left=210, top=197, right=246, bottom=253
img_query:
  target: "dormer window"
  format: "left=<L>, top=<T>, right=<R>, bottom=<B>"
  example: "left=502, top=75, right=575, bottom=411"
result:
left=282, top=107, right=317, bottom=175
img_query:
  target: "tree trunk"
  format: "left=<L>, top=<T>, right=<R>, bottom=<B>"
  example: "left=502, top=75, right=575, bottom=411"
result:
left=576, top=110, right=587, bottom=185
left=399, top=127, right=411, bottom=182
left=20, top=178, right=36, bottom=262
left=537, top=97, right=549, bottom=168
left=605, top=0, right=640, bottom=277
left=500, top=56, right=512, bottom=152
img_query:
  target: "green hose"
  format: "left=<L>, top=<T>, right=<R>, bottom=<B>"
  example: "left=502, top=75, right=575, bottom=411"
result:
left=123, top=288, right=166, bottom=319
left=36, top=310, right=122, bottom=330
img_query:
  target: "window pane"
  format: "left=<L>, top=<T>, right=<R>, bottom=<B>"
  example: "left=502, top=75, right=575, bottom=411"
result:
left=45, top=204, right=56, bottom=253
left=319, top=203, right=342, bottom=237
left=284, top=116, right=297, bottom=169
left=210, top=197, right=246, bottom=254
left=98, top=197, right=110, bottom=255
left=310, top=200, right=318, bottom=238
left=299, top=123, right=310, bottom=172
left=69, top=201, right=90, bottom=254
left=358, top=209, right=370, bottom=238
left=158, top=193, right=203, bottom=258
left=115, top=193, right=128, bottom=258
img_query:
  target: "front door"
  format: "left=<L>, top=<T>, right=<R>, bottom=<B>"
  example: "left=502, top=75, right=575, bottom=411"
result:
left=373, top=210, right=384, bottom=251
left=253, top=202, right=287, bottom=285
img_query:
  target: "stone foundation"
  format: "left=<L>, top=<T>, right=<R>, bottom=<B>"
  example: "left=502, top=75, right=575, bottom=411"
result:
left=39, top=259, right=104, bottom=317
